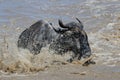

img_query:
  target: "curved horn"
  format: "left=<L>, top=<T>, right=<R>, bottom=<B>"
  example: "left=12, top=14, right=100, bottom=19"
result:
left=50, top=23, right=68, bottom=34
left=58, top=19, right=69, bottom=28
left=53, top=28, right=68, bottom=34
left=76, top=18, right=84, bottom=29
left=76, top=18, right=82, bottom=24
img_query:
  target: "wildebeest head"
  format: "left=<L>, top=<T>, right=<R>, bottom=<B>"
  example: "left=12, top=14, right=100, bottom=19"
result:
left=50, top=18, right=91, bottom=60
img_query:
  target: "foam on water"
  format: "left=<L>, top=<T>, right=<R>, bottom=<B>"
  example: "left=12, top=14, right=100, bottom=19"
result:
left=0, top=33, right=74, bottom=74
left=89, top=21, right=120, bottom=65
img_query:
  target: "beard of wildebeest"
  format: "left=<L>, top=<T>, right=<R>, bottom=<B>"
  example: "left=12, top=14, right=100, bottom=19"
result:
left=50, top=18, right=91, bottom=62
left=17, top=20, right=56, bottom=54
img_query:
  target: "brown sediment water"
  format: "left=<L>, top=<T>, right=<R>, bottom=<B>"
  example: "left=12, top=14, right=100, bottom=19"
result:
left=0, top=0, right=120, bottom=80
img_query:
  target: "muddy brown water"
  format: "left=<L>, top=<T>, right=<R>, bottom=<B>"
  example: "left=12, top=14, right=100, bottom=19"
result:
left=0, top=0, right=120, bottom=80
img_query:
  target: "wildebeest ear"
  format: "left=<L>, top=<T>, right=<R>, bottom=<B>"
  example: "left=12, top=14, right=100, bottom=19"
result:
left=76, top=18, right=84, bottom=29
left=58, top=19, right=68, bottom=28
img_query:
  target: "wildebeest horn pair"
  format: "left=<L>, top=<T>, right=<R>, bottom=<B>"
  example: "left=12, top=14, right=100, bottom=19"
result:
left=52, top=18, right=82, bottom=34
left=50, top=21, right=68, bottom=34
left=59, top=18, right=83, bottom=28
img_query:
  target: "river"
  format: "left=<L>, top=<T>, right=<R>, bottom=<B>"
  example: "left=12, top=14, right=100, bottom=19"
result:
left=0, top=0, right=120, bottom=80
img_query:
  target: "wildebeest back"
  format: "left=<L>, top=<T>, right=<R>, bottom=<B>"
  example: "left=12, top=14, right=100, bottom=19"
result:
left=17, top=20, right=55, bottom=54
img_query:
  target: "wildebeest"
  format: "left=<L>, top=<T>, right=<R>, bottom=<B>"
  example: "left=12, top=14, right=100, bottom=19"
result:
left=17, top=18, right=94, bottom=64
